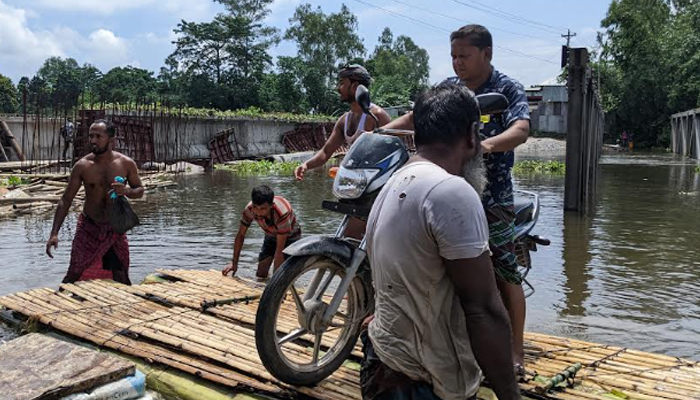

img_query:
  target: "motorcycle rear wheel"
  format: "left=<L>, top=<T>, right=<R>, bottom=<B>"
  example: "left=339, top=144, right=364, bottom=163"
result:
left=255, top=255, right=368, bottom=385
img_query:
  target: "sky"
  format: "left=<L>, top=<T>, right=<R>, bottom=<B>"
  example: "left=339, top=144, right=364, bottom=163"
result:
left=0, top=0, right=611, bottom=88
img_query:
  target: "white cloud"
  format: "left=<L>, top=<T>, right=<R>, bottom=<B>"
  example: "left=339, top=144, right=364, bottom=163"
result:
left=37, top=0, right=151, bottom=15
left=85, top=29, right=130, bottom=69
left=0, top=1, right=65, bottom=78
left=0, top=1, right=132, bottom=82
left=35, top=0, right=213, bottom=19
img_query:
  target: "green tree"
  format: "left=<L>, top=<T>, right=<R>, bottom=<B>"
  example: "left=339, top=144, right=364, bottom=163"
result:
left=16, top=76, right=29, bottom=112
left=22, top=57, right=103, bottom=113
left=156, top=67, right=187, bottom=108
left=26, top=75, right=49, bottom=112
left=259, top=56, right=308, bottom=113
left=598, top=0, right=700, bottom=147
left=80, top=64, right=102, bottom=107
left=95, top=66, right=157, bottom=105
left=665, top=1, right=700, bottom=113
left=598, top=0, right=672, bottom=146
left=285, top=3, right=365, bottom=114
left=0, top=73, right=18, bottom=113
left=35, top=57, right=84, bottom=112
left=165, top=0, right=279, bottom=110
left=366, top=28, right=429, bottom=106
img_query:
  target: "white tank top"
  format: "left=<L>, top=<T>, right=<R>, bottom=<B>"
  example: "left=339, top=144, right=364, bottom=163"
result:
left=343, top=104, right=376, bottom=145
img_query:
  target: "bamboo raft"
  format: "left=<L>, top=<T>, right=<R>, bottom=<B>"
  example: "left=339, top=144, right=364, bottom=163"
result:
left=1, top=269, right=699, bottom=400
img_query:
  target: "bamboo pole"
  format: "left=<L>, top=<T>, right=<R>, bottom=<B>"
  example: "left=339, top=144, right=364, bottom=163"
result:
left=0, top=173, right=68, bottom=179
left=527, top=340, right=700, bottom=381
left=42, top=180, right=68, bottom=187
left=527, top=340, right=695, bottom=374
left=526, top=333, right=698, bottom=365
left=528, top=358, right=700, bottom=400
left=0, top=143, right=9, bottom=162
left=527, top=354, right=700, bottom=395
left=527, top=355, right=700, bottom=391
left=156, top=269, right=261, bottom=293
left=0, top=196, right=61, bottom=204
left=535, top=363, right=582, bottom=394
left=12, top=203, right=54, bottom=215
left=0, top=120, right=25, bottom=161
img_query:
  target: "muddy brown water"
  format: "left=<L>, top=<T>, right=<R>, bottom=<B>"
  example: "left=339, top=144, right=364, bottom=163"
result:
left=1, top=152, right=699, bottom=361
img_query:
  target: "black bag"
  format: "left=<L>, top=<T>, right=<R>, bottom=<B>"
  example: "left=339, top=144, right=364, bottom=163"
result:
left=110, top=196, right=140, bottom=234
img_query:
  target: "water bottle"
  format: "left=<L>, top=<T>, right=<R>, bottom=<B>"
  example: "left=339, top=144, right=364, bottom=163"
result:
left=110, top=176, right=126, bottom=199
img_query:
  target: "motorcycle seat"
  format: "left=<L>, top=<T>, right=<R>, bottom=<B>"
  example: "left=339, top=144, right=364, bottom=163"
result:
left=514, top=198, right=535, bottom=226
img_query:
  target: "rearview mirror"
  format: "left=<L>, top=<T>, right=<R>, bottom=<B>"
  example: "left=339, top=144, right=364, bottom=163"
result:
left=355, top=85, right=372, bottom=115
left=476, top=93, right=509, bottom=115
left=355, top=84, right=378, bottom=122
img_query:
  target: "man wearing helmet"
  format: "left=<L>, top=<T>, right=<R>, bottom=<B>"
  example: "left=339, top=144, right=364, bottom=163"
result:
left=294, top=64, right=391, bottom=181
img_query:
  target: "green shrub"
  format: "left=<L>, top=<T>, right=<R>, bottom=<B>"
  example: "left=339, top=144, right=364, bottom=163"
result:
left=513, top=160, right=566, bottom=175
left=214, top=160, right=300, bottom=175
left=0, top=175, right=29, bottom=187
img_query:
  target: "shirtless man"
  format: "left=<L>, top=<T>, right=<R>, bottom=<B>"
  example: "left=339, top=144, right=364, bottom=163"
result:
left=294, top=64, right=391, bottom=239
left=46, top=119, right=144, bottom=284
left=294, top=64, right=391, bottom=180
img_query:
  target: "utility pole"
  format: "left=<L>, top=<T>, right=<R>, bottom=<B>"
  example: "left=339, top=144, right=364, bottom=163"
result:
left=561, top=29, right=578, bottom=68
left=562, top=29, right=577, bottom=48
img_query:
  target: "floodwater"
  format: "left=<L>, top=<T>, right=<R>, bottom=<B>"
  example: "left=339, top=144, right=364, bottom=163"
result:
left=1, top=152, right=699, bottom=361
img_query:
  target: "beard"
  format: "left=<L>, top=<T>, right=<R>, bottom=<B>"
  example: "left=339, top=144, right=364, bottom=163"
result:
left=462, top=148, right=487, bottom=197
left=91, top=145, right=108, bottom=155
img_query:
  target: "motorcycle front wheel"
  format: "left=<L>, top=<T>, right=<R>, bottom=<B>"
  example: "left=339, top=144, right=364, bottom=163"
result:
left=255, top=255, right=368, bottom=385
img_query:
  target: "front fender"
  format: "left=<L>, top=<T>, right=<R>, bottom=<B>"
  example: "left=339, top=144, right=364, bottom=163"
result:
left=283, top=235, right=355, bottom=267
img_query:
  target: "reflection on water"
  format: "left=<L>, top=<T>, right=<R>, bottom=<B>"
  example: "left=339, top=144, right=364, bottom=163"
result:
left=1, top=153, right=699, bottom=360
left=561, top=214, right=593, bottom=318
left=523, top=152, right=700, bottom=359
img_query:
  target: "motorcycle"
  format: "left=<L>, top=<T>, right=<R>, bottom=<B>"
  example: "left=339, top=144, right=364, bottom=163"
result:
left=255, top=86, right=550, bottom=386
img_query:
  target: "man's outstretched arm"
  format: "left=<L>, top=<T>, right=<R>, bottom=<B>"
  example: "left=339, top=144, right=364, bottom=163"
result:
left=47, top=161, right=84, bottom=257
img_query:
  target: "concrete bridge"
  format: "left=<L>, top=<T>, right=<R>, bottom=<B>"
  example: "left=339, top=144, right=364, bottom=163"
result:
left=0, top=112, right=332, bottom=165
left=671, top=107, right=700, bottom=159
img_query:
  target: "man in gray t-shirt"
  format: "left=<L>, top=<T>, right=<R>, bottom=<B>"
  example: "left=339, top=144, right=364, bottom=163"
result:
left=364, top=83, right=520, bottom=400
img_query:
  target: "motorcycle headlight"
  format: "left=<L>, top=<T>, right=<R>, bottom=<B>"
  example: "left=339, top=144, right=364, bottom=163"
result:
left=332, top=167, right=379, bottom=199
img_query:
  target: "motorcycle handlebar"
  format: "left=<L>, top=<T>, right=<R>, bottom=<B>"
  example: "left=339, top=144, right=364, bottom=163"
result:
left=373, top=128, right=414, bottom=136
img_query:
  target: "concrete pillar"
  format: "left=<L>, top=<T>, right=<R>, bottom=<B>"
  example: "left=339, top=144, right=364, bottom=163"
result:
left=564, top=48, right=587, bottom=212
